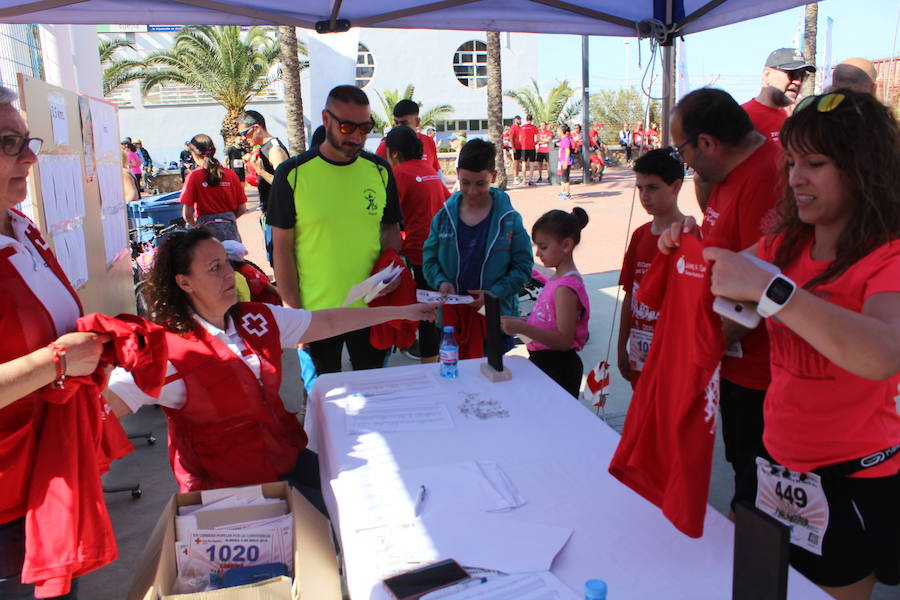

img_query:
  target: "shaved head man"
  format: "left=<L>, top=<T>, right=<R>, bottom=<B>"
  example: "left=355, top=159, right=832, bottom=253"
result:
left=830, top=57, right=878, bottom=95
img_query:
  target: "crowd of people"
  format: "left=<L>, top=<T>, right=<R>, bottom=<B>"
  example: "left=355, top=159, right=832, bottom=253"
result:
left=0, top=43, right=898, bottom=600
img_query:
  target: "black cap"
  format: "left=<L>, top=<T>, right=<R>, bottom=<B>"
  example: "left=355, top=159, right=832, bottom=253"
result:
left=121, top=137, right=132, bottom=144
left=765, top=48, right=816, bottom=72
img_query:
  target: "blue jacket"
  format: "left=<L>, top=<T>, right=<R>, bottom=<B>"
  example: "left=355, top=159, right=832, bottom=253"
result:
left=422, top=187, right=533, bottom=317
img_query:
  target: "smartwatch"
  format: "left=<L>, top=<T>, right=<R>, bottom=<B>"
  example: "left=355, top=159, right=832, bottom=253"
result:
left=756, top=274, right=796, bottom=318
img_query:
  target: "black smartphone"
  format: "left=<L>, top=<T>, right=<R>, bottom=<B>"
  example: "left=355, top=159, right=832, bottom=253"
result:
left=382, top=559, right=470, bottom=600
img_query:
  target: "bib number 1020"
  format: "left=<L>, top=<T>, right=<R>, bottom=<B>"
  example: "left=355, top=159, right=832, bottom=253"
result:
left=204, top=544, right=260, bottom=563
left=774, top=481, right=808, bottom=508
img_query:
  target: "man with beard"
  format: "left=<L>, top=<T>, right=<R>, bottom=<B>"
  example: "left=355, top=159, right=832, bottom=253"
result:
left=268, top=85, right=402, bottom=373
left=743, top=48, right=815, bottom=144
left=695, top=48, right=814, bottom=211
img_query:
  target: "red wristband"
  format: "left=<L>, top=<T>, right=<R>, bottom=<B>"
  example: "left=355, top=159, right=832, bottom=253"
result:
left=48, top=342, right=67, bottom=388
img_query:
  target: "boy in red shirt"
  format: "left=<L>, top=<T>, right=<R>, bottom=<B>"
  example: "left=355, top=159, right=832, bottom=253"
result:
left=536, top=122, right=553, bottom=183
left=376, top=99, right=441, bottom=174
left=509, top=115, right=522, bottom=184
left=618, top=148, right=686, bottom=389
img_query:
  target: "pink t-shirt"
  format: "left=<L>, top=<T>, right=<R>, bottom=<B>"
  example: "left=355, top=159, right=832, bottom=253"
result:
left=558, top=135, right=573, bottom=166
left=526, top=272, right=590, bottom=351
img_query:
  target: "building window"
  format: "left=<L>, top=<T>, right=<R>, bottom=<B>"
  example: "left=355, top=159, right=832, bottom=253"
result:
left=356, top=43, right=374, bottom=88
left=453, top=40, right=487, bottom=88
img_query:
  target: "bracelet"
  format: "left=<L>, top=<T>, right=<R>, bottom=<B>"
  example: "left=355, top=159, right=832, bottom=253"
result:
left=47, top=342, right=67, bottom=388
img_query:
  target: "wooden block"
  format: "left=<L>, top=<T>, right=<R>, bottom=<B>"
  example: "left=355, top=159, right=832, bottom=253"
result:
left=480, top=361, right=512, bottom=382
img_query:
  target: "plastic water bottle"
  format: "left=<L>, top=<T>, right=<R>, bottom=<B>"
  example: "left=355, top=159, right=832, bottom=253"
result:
left=584, top=579, right=607, bottom=600
left=439, top=326, right=459, bottom=379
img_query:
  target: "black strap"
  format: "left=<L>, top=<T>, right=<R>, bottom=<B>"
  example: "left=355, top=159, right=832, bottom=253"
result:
left=813, top=443, right=900, bottom=478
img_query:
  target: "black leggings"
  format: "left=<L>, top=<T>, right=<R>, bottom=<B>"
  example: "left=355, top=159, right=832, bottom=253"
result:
left=528, top=349, right=583, bottom=398
left=411, top=264, right=440, bottom=357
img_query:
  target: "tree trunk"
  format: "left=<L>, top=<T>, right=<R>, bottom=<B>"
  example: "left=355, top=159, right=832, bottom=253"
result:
left=221, top=109, right=241, bottom=145
left=801, top=3, right=818, bottom=97
left=278, top=25, right=306, bottom=153
left=486, top=31, right=507, bottom=190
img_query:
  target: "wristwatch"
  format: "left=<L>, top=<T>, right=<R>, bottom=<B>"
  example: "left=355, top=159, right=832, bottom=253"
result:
left=756, top=274, right=797, bottom=318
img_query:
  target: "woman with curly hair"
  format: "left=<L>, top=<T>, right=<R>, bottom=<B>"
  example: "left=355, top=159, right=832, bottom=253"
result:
left=107, top=228, right=435, bottom=499
left=666, top=90, right=900, bottom=599
left=180, top=134, right=246, bottom=242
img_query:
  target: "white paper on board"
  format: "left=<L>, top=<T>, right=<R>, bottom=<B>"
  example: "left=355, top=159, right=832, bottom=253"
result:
left=49, top=93, right=69, bottom=146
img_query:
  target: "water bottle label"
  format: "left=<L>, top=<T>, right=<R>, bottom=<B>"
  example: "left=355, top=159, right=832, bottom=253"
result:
left=440, top=347, right=458, bottom=363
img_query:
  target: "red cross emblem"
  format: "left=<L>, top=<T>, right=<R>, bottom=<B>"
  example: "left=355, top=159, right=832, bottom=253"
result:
left=241, top=312, right=269, bottom=337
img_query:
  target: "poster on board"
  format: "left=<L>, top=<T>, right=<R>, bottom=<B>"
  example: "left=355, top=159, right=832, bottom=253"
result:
left=78, top=96, right=96, bottom=180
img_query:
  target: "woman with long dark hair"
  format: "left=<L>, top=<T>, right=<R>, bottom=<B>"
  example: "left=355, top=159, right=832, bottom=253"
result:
left=180, top=134, right=247, bottom=242
left=695, top=90, right=900, bottom=599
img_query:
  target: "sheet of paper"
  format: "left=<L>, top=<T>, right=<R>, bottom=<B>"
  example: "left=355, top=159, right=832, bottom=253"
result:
left=345, top=400, right=454, bottom=434
left=344, top=264, right=403, bottom=306
left=175, top=522, right=293, bottom=579
left=102, top=204, right=128, bottom=267
left=355, top=516, right=573, bottom=579
left=416, top=290, right=474, bottom=304
left=38, top=154, right=85, bottom=229
left=424, top=572, right=579, bottom=600
left=51, top=225, right=88, bottom=288
left=97, top=161, right=124, bottom=210
left=347, top=370, right=442, bottom=398
left=49, top=93, right=69, bottom=146
left=89, top=98, right=120, bottom=158
left=200, top=484, right=264, bottom=506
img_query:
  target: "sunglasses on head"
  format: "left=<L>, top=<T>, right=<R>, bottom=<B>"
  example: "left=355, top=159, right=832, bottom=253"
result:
left=795, top=92, right=851, bottom=114
left=326, top=109, right=375, bottom=135
left=0, top=135, right=42, bottom=157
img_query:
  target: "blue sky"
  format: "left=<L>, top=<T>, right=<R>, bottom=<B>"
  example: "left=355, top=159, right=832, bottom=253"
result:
left=537, top=0, right=899, bottom=103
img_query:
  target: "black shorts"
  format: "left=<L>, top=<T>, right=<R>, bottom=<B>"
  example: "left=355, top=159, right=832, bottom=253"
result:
left=720, top=378, right=765, bottom=503
left=521, top=149, right=536, bottom=162
left=735, top=448, right=900, bottom=587
left=535, top=152, right=549, bottom=163
left=513, top=149, right=523, bottom=161
left=411, top=264, right=440, bottom=358
left=529, top=349, right=583, bottom=398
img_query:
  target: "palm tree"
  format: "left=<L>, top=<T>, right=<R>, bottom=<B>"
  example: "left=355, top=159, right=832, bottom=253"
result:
left=486, top=31, right=507, bottom=189
left=371, top=85, right=454, bottom=132
left=278, top=25, right=307, bottom=153
left=138, top=26, right=281, bottom=141
left=99, top=37, right=144, bottom=96
left=801, top=3, right=818, bottom=97
left=504, top=78, right=579, bottom=125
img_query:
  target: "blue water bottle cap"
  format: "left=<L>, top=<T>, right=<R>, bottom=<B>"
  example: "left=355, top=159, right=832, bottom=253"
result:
left=443, top=325, right=454, bottom=333
left=584, top=579, right=607, bottom=599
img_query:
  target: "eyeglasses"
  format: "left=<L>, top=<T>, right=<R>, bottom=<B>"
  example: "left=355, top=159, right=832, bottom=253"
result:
left=326, top=109, right=375, bottom=135
left=795, top=92, right=848, bottom=114
left=0, top=135, right=42, bottom=157
left=669, top=135, right=696, bottom=163
left=237, top=125, right=255, bottom=138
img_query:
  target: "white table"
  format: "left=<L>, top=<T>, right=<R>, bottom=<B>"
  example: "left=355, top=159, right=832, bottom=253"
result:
left=307, top=356, right=828, bottom=600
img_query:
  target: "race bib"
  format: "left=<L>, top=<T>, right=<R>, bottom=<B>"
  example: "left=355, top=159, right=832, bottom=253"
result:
left=755, top=457, right=829, bottom=556
left=628, top=329, right=653, bottom=371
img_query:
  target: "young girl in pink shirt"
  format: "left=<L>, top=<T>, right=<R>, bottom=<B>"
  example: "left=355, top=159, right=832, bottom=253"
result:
left=501, top=208, right=590, bottom=397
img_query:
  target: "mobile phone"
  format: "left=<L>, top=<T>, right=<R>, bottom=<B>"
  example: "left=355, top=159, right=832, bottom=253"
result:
left=382, top=559, right=469, bottom=600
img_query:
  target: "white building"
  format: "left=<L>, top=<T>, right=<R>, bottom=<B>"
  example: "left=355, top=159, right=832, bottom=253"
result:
left=99, top=26, right=540, bottom=166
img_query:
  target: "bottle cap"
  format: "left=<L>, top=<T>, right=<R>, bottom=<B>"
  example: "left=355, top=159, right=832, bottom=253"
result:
left=443, top=326, right=454, bottom=333
left=584, top=579, right=607, bottom=599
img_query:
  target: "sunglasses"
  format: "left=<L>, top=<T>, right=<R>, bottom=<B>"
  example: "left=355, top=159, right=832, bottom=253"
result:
left=237, top=124, right=256, bottom=137
left=779, top=68, right=810, bottom=81
left=0, top=135, right=42, bottom=157
left=326, top=109, right=375, bottom=135
left=795, top=92, right=849, bottom=114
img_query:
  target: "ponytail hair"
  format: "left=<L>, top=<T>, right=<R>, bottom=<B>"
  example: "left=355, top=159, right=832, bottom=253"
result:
left=531, top=207, right=589, bottom=246
left=188, top=134, right=224, bottom=187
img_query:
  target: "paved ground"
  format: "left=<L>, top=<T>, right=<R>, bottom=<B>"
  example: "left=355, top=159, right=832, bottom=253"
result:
left=80, top=167, right=895, bottom=599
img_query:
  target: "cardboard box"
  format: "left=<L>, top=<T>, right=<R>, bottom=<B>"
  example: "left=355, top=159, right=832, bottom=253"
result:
left=128, top=482, right=341, bottom=600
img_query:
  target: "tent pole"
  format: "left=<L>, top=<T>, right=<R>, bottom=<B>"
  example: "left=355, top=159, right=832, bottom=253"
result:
left=582, top=34, right=590, bottom=185
left=662, top=43, right=674, bottom=147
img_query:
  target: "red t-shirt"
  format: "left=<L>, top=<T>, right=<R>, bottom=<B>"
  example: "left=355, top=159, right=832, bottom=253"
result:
left=376, top=132, right=441, bottom=173
left=588, top=128, right=600, bottom=148
left=518, top=123, right=539, bottom=150
left=619, top=223, right=660, bottom=372
left=502, top=131, right=511, bottom=149
left=537, top=129, right=552, bottom=153
left=759, top=236, right=900, bottom=477
left=508, top=123, right=522, bottom=150
left=393, top=160, right=449, bottom=265
left=700, top=140, right=782, bottom=390
left=609, top=234, right=725, bottom=538
left=741, top=98, right=788, bottom=145
left=180, top=168, right=247, bottom=216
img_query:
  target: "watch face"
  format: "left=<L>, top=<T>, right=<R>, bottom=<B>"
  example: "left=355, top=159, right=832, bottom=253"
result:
left=766, top=277, right=794, bottom=304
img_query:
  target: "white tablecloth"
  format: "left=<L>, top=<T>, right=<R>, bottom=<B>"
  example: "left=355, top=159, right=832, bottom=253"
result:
left=307, top=356, right=828, bottom=600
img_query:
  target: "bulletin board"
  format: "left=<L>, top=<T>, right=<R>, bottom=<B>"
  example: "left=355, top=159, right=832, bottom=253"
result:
left=17, top=73, right=134, bottom=316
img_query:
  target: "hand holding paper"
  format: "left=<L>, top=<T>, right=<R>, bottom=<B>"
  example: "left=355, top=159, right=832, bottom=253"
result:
left=344, top=264, right=405, bottom=306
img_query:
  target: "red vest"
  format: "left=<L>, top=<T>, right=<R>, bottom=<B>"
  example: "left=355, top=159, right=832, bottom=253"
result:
left=163, top=303, right=308, bottom=492
left=0, top=210, right=83, bottom=523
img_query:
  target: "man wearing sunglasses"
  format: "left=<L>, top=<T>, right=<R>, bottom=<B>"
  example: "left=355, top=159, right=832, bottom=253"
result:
left=670, top=88, right=782, bottom=515
left=268, top=85, right=403, bottom=374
